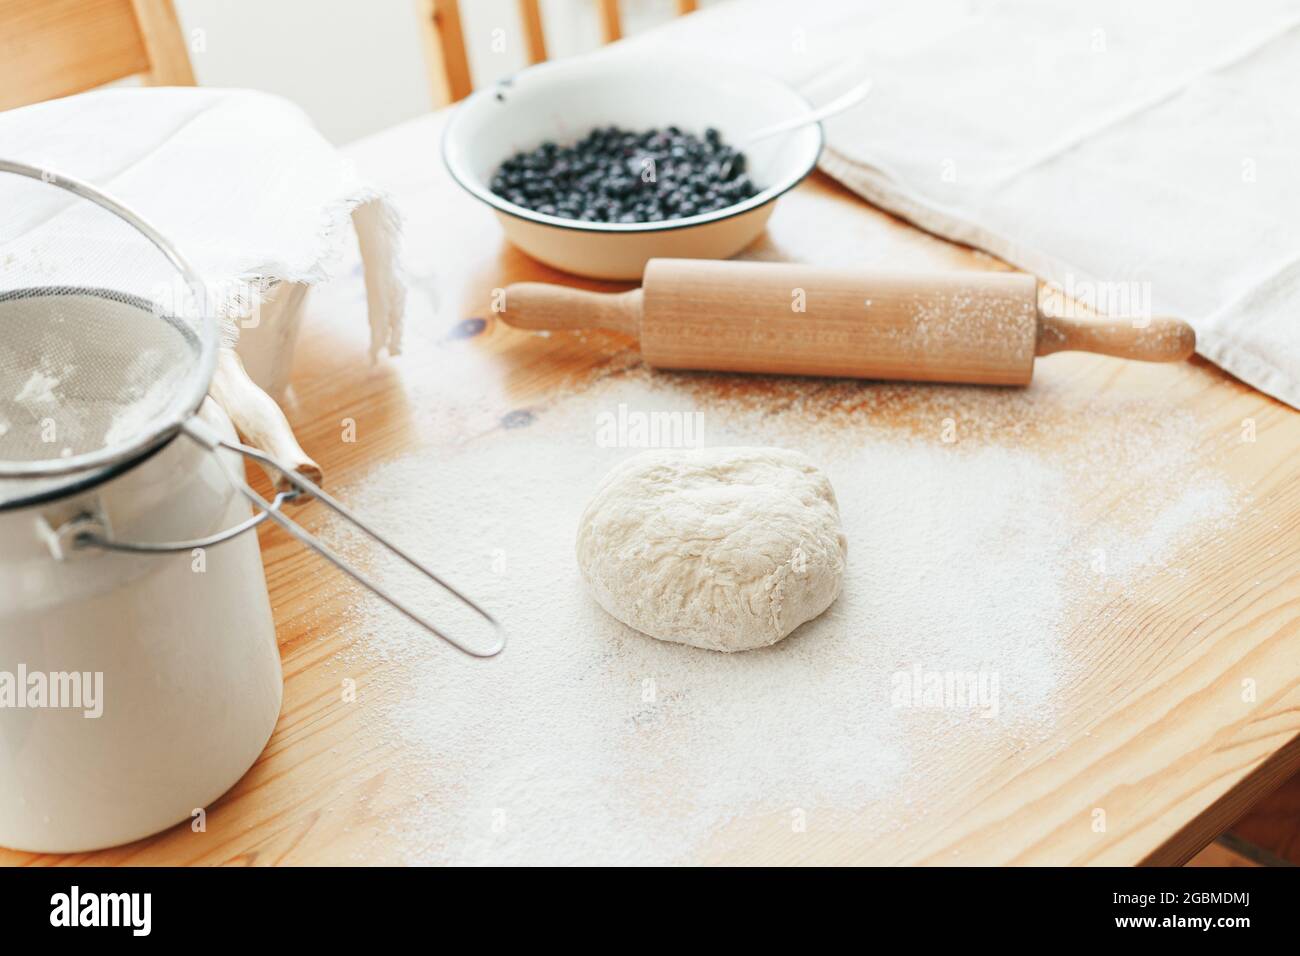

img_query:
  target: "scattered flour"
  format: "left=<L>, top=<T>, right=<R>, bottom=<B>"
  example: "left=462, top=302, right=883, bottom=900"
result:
left=322, top=366, right=1241, bottom=864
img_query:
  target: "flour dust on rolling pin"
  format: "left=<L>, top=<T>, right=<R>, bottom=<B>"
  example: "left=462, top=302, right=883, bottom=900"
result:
left=501, top=259, right=1193, bottom=387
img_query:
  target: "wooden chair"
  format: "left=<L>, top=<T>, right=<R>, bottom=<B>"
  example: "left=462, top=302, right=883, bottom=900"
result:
left=422, top=0, right=700, bottom=105
left=0, top=0, right=195, bottom=112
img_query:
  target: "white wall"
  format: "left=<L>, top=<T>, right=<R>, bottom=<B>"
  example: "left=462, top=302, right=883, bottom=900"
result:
left=174, top=0, right=711, bottom=145
left=174, top=0, right=434, bottom=144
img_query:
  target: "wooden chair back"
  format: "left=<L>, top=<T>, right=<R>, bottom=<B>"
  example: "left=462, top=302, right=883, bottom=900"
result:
left=423, top=0, right=699, bottom=104
left=0, top=0, right=195, bottom=112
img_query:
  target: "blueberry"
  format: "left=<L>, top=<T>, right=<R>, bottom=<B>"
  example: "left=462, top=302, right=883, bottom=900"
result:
left=488, top=125, right=757, bottom=224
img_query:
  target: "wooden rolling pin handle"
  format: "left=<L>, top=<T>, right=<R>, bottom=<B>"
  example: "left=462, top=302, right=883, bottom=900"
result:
left=1035, top=313, right=1196, bottom=363
left=500, top=283, right=643, bottom=337
left=210, top=348, right=323, bottom=493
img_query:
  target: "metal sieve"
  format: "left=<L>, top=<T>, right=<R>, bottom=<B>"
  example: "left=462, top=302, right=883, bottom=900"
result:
left=0, top=159, right=502, bottom=658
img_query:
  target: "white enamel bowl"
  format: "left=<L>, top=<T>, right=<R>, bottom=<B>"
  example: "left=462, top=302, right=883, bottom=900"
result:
left=442, top=54, right=823, bottom=280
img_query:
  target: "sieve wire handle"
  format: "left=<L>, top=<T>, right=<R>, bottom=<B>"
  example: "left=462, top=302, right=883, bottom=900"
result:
left=180, top=418, right=505, bottom=659
left=70, top=489, right=300, bottom=554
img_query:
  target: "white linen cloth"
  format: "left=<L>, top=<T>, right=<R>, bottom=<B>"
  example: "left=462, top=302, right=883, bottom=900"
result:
left=612, top=0, right=1300, bottom=408
left=0, top=87, right=404, bottom=360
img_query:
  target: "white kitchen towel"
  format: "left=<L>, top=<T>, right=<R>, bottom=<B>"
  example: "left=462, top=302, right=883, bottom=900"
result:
left=612, top=0, right=1300, bottom=409
left=0, top=87, right=404, bottom=360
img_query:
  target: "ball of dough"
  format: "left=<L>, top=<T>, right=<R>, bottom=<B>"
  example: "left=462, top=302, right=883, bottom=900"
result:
left=576, top=446, right=847, bottom=652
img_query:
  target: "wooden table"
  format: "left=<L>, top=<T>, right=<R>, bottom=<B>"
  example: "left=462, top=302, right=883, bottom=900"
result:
left=6, top=109, right=1299, bottom=866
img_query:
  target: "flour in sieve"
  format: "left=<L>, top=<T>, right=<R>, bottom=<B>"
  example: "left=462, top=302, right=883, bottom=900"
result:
left=1, top=347, right=188, bottom=463
left=14, top=369, right=60, bottom=406
left=323, top=366, right=1241, bottom=864
left=102, top=349, right=188, bottom=447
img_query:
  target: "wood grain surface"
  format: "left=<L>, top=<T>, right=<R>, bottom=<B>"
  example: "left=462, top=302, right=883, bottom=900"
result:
left=3, top=109, right=1298, bottom=866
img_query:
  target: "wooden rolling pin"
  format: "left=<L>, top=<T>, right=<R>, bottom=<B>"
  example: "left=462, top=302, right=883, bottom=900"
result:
left=500, top=259, right=1196, bottom=385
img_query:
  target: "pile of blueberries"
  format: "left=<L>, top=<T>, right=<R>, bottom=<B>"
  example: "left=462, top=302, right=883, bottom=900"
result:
left=489, top=125, right=758, bottom=224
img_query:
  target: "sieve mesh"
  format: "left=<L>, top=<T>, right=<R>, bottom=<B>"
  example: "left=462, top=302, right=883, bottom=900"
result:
left=0, top=161, right=215, bottom=509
